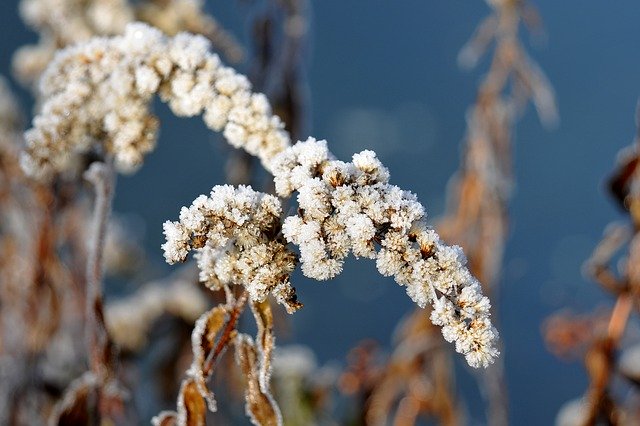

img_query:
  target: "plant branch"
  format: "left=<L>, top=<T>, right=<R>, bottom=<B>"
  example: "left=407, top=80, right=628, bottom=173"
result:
left=203, top=290, right=249, bottom=378
left=84, top=160, right=116, bottom=377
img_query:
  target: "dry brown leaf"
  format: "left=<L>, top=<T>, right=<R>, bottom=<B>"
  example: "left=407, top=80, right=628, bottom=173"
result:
left=234, top=334, right=282, bottom=426
left=188, top=305, right=228, bottom=412
left=49, top=372, right=98, bottom=426
left=151, top=410, right=178, bottom=426
left=176, top=378, right=207, bottom=426
left=250, top=299, right=275, bottom=393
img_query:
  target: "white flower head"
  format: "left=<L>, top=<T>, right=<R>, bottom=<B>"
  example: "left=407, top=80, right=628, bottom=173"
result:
left=272, top=140, right=499, bottom=367
left=162, top=185, right=301, bottom=313
left=22, top=23, right=291, bottom=180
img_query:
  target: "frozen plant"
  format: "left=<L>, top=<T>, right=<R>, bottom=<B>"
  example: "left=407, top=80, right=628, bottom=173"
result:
left=161, top=184, right=301, bottom=314
left=270, top=138, right=499, bottom=368
left=22, top=22, right=500, bottom=424
left=162, top=137, right=499, bottom=368
left=21, top=23, right=288, bottom=180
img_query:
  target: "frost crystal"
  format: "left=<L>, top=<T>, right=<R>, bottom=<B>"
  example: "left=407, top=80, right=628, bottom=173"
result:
left=22, top=23, right=290, bottom=180
left=271, top=137, right=499, bottom=367
left=161, top=185, right=301, bottom=313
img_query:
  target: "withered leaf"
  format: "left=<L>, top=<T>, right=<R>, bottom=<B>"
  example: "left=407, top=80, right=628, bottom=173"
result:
left=198, top=305, right=227, bottom=356
left=250, top=299, right=275, bottom=393
left=234, top=334, right=282, bottom=426
left=176, top=378, right=207, bottom=426
left=151, top=411, right=178, bottom=426
left=188, top=305, right=228, bottom=412
left=50, top=372, right=99, bottom=426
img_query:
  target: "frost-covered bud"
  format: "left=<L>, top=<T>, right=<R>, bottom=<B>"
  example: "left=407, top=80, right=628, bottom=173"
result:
left=297, top=178, right=332, bottom=220
left=346, top=214, right=376, bottom=258
left=352, top=149, right=390, bottom=184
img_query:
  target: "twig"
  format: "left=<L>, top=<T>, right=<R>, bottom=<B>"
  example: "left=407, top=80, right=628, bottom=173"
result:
left=203, top=290, right=249, bottom=378
left=581, top=293, right=632, bottom=426
left=83, top=161, right=116, bottom=378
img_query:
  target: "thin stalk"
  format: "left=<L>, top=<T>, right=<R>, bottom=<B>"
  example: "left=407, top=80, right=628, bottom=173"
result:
left=84, top=161, right=116, bottom=377
left=203, top=290, right=249, bottom=378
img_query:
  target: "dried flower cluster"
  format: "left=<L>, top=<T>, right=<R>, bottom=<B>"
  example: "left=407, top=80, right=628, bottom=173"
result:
left=270, top=137, right=498, bottom=368
left=22, top=23, right=289, bottom=180
left=11, top=5, right=506, bottom=423
left=14, top=0, right=242, bottom=86
left=24, top=19, right=499, bottom=372
left=14, top=0, right=132, bottom=86
left=25, top=22, right=499, bottom=370
left=442, top=0, right=557, bottom=289
left=162, top=184, right=300, bottom=314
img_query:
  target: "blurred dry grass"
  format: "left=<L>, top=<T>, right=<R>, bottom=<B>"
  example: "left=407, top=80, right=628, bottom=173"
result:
left=544, top=105, right=640, bottom=425
left=359, top=1, right=557, bottom=424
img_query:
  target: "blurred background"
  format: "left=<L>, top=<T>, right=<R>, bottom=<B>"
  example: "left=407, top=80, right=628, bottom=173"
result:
left=2, top=0, right=640, bottom=424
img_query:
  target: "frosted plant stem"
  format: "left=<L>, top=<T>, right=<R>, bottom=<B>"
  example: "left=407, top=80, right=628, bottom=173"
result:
left=84, top=161, right=116, bottom=379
